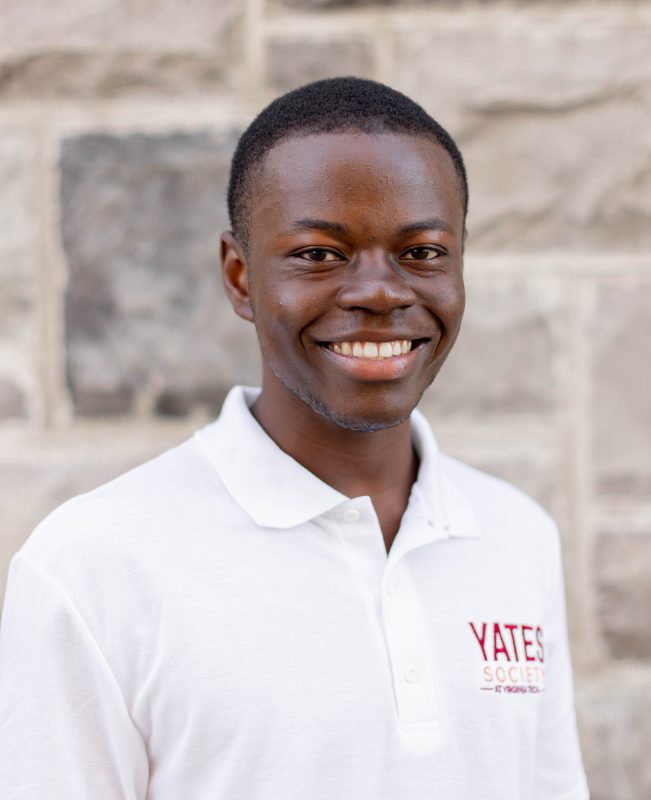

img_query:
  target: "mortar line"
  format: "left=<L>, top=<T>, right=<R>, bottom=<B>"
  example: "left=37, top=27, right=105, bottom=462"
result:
left=33, top=125, right=54, bottom=430
left=569, top=275, right=603, bottom=671
left=245, top=0, right=266, bottom=98
left=36, top=126, right=73, bottom=428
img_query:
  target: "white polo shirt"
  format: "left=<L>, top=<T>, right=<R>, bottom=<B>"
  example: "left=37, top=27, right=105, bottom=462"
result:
left=0, top=385, right=589, bottom=800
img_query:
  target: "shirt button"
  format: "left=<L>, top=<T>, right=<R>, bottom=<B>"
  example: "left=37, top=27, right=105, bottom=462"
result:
left=404, top=665, right=420, bottom=683
left=342, top=508, right=361, bottom=523
left=384, top=584, right=394, bottom=596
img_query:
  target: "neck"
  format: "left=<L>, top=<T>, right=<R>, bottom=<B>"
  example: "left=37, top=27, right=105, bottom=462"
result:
left=251, top=375, right=418, bottom=550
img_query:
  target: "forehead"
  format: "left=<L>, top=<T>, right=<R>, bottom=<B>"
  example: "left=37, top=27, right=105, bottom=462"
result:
left=251, top=131, right=464, bottom=237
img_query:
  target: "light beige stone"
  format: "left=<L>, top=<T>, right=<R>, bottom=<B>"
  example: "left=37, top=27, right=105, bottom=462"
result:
left=422, top=276, right=563, bottom=416
left=393, top=20, right=651, bottom=252
left=0, top=0, right=117, bottom=54
left=0, top=0, right=242, bottom=54
left=0, top=131, right=37, bottom=420
left=0, top=0, right=244, bottom=97
left=276, top=0, right=649, bottom=7
left=593, top=279, right=651, bottom=497
left=595, top=531, right=651, bottom=659
left=458, top=452, right=558, bottom=517
left=395, top=20, right=651, bottom=121
left=0, top=52, right=243, bottom=99
left=576, top=667, right=651, bottom=800
left=265, top=37, right=374, bottom=93
left=0, top=418, right=202, bottom=602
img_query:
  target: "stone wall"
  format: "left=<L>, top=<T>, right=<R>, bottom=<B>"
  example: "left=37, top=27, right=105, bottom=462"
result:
left=1, top=0, right=650, bottom=795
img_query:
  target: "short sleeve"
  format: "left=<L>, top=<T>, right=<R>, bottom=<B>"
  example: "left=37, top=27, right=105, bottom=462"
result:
left=532, top=529, right=590, bottom=800
left=0, top=552, right=149, bottom=799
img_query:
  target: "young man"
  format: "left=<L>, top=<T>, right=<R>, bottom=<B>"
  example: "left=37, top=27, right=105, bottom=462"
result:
left=0, top=78, right=589, bottom=799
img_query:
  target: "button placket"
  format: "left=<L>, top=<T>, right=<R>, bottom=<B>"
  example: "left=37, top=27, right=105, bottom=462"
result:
left=381, top=559, right=439, bottom=726
left=333, top=498, right=394, bottom=666
left=404, top=665, right=420, bottom=683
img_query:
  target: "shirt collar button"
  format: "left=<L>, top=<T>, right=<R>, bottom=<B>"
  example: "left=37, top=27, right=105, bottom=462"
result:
left=342, top=508, right=361, bottom=523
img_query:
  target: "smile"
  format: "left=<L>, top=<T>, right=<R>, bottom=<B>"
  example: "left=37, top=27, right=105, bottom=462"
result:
left=327, top=340, right=412, bottom=360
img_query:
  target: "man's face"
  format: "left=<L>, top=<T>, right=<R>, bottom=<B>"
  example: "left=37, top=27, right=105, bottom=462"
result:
left=225, top=131, right=466, bottom=431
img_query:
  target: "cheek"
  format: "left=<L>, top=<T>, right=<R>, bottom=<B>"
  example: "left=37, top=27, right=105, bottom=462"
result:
left=425, top=276, right=465, bottom=323
left=252, top=273, right=332, bottom=326
left=249, top=275, right=288, bottom=323
left=450, top=282, right=466, bottom=321
left=445, top=271, right=465, bottom=306
left=250, top=280, right=312, bottom=348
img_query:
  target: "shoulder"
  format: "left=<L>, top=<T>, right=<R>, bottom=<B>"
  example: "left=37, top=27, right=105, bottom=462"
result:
left=19, top=431, right=241, bottom=577
left=439, top=452, right=561, bottom=556
left=441, top=453, right=556, bottom=527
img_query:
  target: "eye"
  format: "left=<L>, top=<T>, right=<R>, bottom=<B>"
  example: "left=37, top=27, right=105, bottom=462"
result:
left=400, top=246, right=443, bottom=262
left=295, top=248, right=342, bottom=263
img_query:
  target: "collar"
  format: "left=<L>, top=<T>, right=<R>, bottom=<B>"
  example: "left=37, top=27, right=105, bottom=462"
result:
left=194, top=385, right=480, bottom=541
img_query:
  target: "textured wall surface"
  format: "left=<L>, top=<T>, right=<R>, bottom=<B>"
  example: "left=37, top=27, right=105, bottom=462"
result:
left=1, top=0, right=650, bottom=796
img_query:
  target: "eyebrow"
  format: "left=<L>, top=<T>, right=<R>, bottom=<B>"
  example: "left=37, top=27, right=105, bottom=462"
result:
left=287, top=218, right=350, bottom=235
left=398, top=218, right=455, bottom=235
left=284, top=216, right=455, bottom=237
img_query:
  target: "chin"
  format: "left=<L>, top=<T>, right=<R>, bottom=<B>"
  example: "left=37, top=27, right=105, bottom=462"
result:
left=292, top=383, right=416, bottom=433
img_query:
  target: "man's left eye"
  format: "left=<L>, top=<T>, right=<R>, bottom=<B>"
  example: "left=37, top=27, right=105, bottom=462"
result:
left=401, top=247, right=441, bottom=261
left=297, top=248, right=340, bottom=262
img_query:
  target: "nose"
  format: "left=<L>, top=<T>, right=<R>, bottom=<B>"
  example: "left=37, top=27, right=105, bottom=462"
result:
left=336, top=250, right=416, bottom=314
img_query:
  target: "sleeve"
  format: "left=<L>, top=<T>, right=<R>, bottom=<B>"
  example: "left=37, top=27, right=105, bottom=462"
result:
left=0, top=552, right=149, bottom=799
left=532, top=528, right=590, bottom=800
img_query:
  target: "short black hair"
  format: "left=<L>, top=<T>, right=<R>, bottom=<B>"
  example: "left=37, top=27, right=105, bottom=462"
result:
left=227, top=76, right=468, bottom=249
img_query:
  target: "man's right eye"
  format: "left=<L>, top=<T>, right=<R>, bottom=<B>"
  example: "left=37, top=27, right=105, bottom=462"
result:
left=295, top=248, right=341, bottom=263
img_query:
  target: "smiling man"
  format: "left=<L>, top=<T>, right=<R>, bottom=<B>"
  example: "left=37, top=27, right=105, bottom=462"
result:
left=0, top=78, right=589, bottom=799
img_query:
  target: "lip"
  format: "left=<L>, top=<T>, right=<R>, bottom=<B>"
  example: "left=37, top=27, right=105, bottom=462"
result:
left=317, top=339, right=428, bottom=381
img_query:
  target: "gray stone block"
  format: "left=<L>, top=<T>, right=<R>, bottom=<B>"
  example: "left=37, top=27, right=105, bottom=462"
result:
left=422, top=277, right=561, bottom=416
left=265, top=37, right=374, bottom=93
left=577, top=668, right=651, bottom=800
left=595, top=531, right=651, bottom=660
left=0, top=380, right=26, bottom=418
left=60, top=131, right=261, bottom=417
left=593, top=280, right=651, bottom=497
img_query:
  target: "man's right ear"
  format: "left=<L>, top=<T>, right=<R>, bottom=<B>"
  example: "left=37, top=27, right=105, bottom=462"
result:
left=220, top=231, right=254, bottom=322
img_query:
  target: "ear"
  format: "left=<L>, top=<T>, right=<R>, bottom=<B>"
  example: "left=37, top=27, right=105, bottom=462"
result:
left=221, top=231, right=254, bottom=322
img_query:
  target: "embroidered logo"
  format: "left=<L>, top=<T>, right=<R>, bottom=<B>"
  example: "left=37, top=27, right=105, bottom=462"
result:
left=469, top=621, right=545, bottom=694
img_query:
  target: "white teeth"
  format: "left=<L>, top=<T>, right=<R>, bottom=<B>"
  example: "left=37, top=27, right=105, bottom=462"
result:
left=328, top=340, right=414, bottom=360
